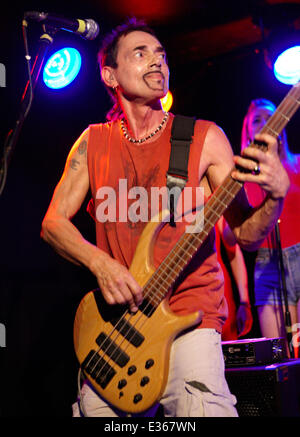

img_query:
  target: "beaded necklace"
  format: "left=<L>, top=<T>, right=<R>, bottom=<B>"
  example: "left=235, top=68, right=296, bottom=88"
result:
left=120, top=112, right=169, bottom=144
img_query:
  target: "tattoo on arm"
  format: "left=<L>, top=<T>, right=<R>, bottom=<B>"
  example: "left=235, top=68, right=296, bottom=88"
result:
left=70, top=159, right=80, bottom=170
left=69, top=137, right=87, bottom=170
left=78, top=140, right=87, bottom=156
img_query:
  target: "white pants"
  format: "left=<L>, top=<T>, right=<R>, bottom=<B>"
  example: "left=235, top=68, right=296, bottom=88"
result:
left=72, top=329, right=238, bottom=417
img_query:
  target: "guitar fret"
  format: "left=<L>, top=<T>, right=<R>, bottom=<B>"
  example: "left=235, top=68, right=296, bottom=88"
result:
left=265, top=126, right=279, bottom=137
left=146, top=286, right=166, bottom=304
left=148, top=294, right=162, bottom=306
left=154, top=271, right=173, bottom=288
left=186, top=240, right=199, bottom=251
left=205, top=215, right=218, bottom=228
left=147, top=236, right=199, bottom=297
left=276, top=110, right=290, bottom=121
left=219, top=184, right=235, bottom=197
left=289, top=95, right=300, bottom=105
left=154, top=232, right=209, bottom=303
left=217, top=197, right=229, bottom=208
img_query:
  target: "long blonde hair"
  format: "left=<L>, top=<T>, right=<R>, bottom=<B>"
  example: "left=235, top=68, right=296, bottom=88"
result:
left=241, top=98, right=299, bottom=170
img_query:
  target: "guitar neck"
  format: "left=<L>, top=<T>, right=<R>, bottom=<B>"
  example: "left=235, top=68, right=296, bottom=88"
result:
left=260, top=82, right=300, bottom=139
left=143, top=174, right=243, bottom=308
left=142, top=81, right=300, bottom=308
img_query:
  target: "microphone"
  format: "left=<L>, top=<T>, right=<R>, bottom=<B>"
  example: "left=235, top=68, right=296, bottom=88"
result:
left=24, top=11, right=99, bottom=40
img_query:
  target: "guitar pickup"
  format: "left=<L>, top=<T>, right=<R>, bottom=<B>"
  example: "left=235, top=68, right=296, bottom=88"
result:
left=110, top=318, right=145, bottom=347
left=96, top=332, right=130, bottom=367
left=82, top=350, right=116, bottom=389
left=139, top=298, right=155, bottom=317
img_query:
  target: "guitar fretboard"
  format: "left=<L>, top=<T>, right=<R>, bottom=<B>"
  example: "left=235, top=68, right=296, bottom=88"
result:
left=142, top=81, right=300, bottom=309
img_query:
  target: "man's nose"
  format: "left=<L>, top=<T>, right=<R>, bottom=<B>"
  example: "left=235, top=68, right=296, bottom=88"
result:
left=149, top=53, right=162, bottom=68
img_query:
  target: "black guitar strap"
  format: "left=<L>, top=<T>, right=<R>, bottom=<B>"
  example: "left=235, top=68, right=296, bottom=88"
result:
left=166, top=115, right=196, bottom=227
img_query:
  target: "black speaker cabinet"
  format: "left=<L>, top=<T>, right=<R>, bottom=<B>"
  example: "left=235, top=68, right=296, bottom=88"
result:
left=225, top=359, right=300, bottom=416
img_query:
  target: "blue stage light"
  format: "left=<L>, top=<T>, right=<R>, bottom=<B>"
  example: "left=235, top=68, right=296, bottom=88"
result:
left=273, top=46, right=300, bottom=85
left=43, top=48, right=82, bottom=89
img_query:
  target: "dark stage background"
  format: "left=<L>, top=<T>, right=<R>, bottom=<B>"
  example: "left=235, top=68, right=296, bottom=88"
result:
left=0, top=0, right=300, bottom=416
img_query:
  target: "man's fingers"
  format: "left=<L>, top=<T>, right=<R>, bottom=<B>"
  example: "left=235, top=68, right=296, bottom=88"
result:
left=254, top=133, right=278, bottom=153
left=101, top=275, right=143, bottom=313
left=126, top=275, right=143, bottom=306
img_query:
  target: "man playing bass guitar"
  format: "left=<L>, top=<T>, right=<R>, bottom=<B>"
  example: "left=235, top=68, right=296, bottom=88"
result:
left=41, top=18, right=290, bottom=417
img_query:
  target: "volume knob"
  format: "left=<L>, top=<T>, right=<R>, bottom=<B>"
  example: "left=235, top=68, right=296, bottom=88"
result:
left=128, top=365, right=137, bottom=375
left=140, top=376, right=150, bottom=386
left=133, top=393, right=143, bottom=404
left=145, top=359, right=154, bottom=369
left=118, top=379, right=127, bottom=389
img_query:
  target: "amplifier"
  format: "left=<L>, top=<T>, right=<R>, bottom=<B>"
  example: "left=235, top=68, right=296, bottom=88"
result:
left=222, top=337, right=286, bottom=367
left=225, top=359, right=300, bottom=416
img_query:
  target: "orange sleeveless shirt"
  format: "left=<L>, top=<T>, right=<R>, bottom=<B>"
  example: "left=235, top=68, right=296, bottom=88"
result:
left=86, top=114, right=227, bottom=332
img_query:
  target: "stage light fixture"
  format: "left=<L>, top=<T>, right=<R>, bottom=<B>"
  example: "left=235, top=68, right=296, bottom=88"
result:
left=273, top=45, right=300, bottom=85
left=265, top=27, right=300, bottom=85
left=43, top=47, right=82, bottom=89
left=254, top=3, right=300, bottom=85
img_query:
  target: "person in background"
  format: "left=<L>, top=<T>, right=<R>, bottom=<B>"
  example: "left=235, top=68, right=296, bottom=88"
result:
left=241, top=98, right=300, bottom=357
left=216, top=217, right=253, bottom=341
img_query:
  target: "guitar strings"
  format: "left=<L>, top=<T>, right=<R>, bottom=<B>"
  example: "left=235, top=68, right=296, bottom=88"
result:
left=84, top=82, right=300, bottom=385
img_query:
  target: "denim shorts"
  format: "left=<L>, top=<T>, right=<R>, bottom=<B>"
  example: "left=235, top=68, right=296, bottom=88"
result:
left=254, top=243, right=300, bottom=306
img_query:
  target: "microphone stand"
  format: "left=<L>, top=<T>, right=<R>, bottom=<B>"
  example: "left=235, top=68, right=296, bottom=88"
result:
left=0, top=23, right=56, bottom=196
left=275, top=221, right=295, bottom=358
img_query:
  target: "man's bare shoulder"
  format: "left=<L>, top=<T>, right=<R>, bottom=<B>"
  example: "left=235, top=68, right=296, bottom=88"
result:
left=197, top=121, right=235, bottom=189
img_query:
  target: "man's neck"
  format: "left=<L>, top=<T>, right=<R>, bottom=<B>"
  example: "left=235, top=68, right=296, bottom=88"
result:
left=121, top=101, right=165, bottom=141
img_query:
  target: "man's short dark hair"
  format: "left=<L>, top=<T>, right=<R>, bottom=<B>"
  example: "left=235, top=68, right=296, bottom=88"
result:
left=98, top=17, right=156, bottom=70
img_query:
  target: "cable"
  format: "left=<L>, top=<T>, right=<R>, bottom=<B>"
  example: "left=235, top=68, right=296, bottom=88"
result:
left=22, top=19, right=33, bottom=119
left=0, top=19, right=33, bottom=196
left=77, top=368, right=89, bottom=417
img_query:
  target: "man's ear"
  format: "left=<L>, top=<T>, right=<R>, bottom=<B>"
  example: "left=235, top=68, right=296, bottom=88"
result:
left=101, top=66, right=118, bottom=89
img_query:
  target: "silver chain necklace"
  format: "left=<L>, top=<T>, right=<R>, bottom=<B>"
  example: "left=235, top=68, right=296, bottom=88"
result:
left=120, top=112, right=169, bottom=144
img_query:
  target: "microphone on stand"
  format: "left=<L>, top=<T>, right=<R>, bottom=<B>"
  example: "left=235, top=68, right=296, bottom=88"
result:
left=24, top=11, right=100, bottom=40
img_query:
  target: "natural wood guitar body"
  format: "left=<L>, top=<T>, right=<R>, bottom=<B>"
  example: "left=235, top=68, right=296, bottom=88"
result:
left=74, top=211, right=202, bottom=413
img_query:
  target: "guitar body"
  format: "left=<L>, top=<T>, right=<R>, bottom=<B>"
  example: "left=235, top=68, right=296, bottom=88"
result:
left=74, top=211, right=202, bottom=413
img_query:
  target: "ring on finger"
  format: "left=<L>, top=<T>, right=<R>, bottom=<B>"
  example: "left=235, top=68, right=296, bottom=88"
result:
left=252, top=164, right=260, bottom=175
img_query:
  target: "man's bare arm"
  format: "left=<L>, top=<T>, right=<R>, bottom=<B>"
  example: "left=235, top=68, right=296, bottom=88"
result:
left=41, top=129, right=143, bottom=312
left=41, top=129, right=95, bottom=266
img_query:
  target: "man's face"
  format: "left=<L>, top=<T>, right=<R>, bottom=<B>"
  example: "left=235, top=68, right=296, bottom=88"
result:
left=112, top=30, right=169, bottom=104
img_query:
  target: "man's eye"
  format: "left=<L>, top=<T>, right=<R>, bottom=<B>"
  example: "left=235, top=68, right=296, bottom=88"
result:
left=135, top=52, right=143, bottom=58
